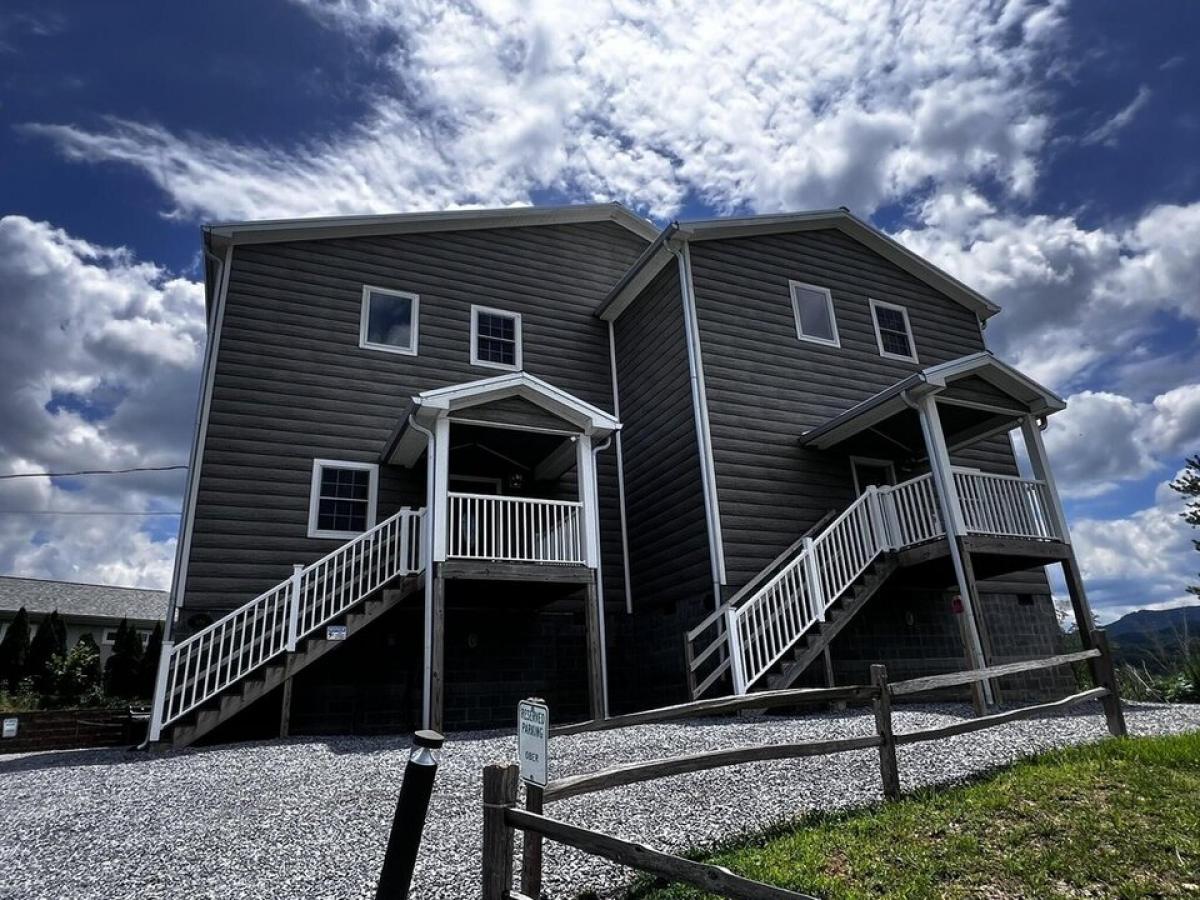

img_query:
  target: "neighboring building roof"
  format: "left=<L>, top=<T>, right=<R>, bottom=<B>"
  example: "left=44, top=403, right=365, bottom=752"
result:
left=597, top=209, right=1002, bottom=322
left=203, top=202, right=660, bottom=248
left=0, top=576, right=168, bottom=623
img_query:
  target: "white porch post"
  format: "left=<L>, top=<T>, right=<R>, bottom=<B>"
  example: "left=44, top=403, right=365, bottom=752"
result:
left=1020, top=415, right=1071, bottom=544
left=431, top=415, right=450, bottom=563
left=576, top=433, right=600, bottom=568
left=147, top=639, right=173, bottom=743
left=914, top=393, right=993, bottom=707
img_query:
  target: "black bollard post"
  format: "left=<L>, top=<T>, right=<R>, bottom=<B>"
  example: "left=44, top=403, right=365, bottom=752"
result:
left=375, top=729, right=445, bottom=900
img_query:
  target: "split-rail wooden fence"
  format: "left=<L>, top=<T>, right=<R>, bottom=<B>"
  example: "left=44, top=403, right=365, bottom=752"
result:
left=481, top=629, right=1125, bottom=900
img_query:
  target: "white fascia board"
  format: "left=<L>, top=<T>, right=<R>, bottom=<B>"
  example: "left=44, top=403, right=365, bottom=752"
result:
left=206, top=202, right=658, bottom=246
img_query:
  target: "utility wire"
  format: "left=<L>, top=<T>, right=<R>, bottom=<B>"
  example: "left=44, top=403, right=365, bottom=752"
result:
left=0, top=465, right=187, bottom=480
left=0, top=510, right=181, bottom=516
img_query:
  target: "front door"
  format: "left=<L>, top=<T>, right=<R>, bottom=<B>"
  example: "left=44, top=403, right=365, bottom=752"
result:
left=850, top=457, right=896, bottom=495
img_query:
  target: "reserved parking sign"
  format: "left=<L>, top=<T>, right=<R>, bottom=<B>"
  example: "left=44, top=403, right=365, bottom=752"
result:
left=517, top=698, right=549, bottom=786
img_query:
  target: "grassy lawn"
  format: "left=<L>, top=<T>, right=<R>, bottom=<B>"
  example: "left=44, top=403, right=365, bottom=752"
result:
left=626, top=732, right=1200, bottom=900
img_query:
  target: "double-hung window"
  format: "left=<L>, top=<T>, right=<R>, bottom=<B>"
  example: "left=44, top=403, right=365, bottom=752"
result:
left=470, top=305, right=522, bottom=370
left=869, top=298, right=918, bottom=363
left=360, top=286, right=419, bottom=355
left=789, top=280, right=840, bottom=347
left=307, top=460, right=378, bottom=539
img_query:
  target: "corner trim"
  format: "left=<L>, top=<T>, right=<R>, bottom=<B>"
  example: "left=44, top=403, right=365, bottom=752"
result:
left=165, top=244, right=233, bottom=639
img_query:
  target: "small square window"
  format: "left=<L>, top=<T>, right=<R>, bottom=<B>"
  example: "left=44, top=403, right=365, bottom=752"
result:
left=470, top=305, right=522, bottom=370
left=308, top=460, right=378, bottom=539
left=869, top=299, right=918, bottom=362
left=789, top=281, right=840, bottom=347
left=360, top=286, right=419, bottom=355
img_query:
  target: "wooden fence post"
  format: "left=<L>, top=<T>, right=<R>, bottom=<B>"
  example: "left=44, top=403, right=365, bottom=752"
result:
left=870, top=664, right=901, bottom=801
left=481, top=763, right=519, bottom=900
left=520, top=784, right=544, bottom=898
left=1090, top=629, right=1127, bottom=738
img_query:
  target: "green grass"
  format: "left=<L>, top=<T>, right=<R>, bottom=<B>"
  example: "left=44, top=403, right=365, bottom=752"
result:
left=625, top=733, right=1200, bottom=900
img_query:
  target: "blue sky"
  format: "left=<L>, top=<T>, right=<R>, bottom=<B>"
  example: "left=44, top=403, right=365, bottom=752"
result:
left=1, top=0, right=1198, bottom=619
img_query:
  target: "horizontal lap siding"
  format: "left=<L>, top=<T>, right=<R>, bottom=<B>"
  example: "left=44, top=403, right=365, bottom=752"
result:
left=613, top=265, right=711, bottom=605
left=688, top=229, right=1044, bottom=593
left=184, top=221, right=646, bottom=617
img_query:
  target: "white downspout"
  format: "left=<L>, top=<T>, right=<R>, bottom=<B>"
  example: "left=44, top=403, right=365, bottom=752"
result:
left=407, top=411, right=437, bottom=731
left=607, top=320, right=634, bottom=615
left=672, top=242, right=727, bottom=607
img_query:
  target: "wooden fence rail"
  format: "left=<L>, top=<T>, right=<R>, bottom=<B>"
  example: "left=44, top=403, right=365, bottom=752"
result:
left=483, top=628, right=1126, bottom=900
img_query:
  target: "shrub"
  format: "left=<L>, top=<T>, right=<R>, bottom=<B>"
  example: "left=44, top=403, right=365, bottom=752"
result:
left=104, top=619, right=144, bottom=698
left=26, top=610, right=67, bottom=693
left=53, top=635, right=103, bottom=705
left=137, top=622, right=163, bottom=699
left=0, top=607, right=32, bottom=690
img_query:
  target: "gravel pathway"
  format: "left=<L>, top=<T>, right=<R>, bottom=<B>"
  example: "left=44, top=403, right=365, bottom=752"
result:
left=2, top=701, right=1198, bottom=900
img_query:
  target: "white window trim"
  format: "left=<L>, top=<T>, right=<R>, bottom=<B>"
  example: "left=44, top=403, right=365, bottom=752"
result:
left=788, top=280, right=841, bottom=348
left=869, top=297, right=919, bottom=363
left=359, top=285, right=420, bottom=356
left=849, top=456, right=898, bottom=495
left=470, top=304, right=523, bottom=371
left=307, top=459, right=379, bottom=540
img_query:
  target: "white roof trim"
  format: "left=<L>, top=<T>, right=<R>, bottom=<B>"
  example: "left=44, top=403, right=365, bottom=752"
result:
left=801, top=352, right=1065, bottom=450
left=387, top=372, right=621, bottom=465
left=599, top=209, right=1002, bottom=322
left=205, top=203, right=658, bottom=247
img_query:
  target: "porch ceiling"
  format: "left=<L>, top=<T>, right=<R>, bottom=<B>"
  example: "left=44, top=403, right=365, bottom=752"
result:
left=800, top=352, right=1066, bottom=456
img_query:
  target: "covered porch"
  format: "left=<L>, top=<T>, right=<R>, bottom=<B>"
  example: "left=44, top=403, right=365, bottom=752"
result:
left=800, top=352, right=1094, bottom=707
left=383, top=371, right=621, bottom=731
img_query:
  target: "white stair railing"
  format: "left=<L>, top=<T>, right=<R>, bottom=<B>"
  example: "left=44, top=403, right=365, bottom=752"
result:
left=447, top=492, right=584, bottom=564
left=151, top=507, right=425, bottom=737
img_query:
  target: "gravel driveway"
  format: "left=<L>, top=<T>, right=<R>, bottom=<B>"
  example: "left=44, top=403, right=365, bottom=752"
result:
left=3, top=701, right=1198, bottom=900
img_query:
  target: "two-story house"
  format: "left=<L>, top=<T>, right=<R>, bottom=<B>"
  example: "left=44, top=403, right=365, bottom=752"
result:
left=148, top=203, right=1093, bottom=747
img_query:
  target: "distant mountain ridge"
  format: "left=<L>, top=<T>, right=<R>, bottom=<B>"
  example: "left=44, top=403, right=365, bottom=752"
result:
left=1104, top=604, right=1200, bottom=671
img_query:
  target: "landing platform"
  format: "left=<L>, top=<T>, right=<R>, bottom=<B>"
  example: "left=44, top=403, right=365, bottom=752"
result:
left=895, top=535, right=1070, bottom=587
left=439, top=560, right=596, bottom=583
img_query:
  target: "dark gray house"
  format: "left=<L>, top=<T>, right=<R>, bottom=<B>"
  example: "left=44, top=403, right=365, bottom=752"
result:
left=149, top=204, right=1093, bottom=747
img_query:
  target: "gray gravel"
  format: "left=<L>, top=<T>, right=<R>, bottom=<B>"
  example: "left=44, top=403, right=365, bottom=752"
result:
left=2, top=701, right=1198, bottom=899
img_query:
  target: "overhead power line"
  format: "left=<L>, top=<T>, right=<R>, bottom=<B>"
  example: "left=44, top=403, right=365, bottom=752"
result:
left=0, top=465, right=187, bottom=481
left=0, top=510, right=182, bottom=516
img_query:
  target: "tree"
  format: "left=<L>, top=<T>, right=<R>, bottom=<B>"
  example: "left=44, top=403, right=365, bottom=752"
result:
left=1170, top=455, right=1200, bottom=597
left=0, top=607, right=32, bottom=690
left=103, top=619, right=144, bottom=698
left=54, top=635, right=102, bottom=704
left=137, top=622, right=164, bottom=699
left=26, top=610, right=68, bottom=694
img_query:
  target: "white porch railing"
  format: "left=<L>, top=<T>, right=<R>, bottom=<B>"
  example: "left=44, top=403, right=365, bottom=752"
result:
left=151, top=507, right=424, bottom=736
left=447, top=492, right=584, bottom=564
left=953, top=469, right=1060, bottom=541
left=726, top=468, right=1060, bottom=693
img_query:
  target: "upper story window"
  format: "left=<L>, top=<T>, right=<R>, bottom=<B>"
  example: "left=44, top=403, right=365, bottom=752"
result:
left=360, top=286, right=419, bottom=356
left=470, top=305, right=522, bottom=371
left=789, top=280, right=840, bottom=347
left=307, top=459, right=378, bottom=539
left=870, top=298, right=918, bottom=363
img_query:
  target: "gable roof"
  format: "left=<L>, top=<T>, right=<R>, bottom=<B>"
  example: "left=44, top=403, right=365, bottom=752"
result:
left=385, top=371, right=621, bottom=466
left=204, top=202, right=659, bottom=249
left=800, top=351, right=1065, bottom=451
left=0, top=575, right=168, bottom=623
left=597, top=209, right=1001, bottom=322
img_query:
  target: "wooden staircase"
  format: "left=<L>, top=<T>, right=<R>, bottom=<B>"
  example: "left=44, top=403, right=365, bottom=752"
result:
left=166, top=576, right=422, bottom=747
